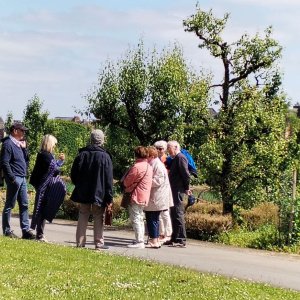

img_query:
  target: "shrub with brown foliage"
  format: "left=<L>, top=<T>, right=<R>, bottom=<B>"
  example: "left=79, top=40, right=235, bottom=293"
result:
left=186, top=201, right=223, bottom=215
left=185, top=212, right=232, bottom=240
left=240, top=202, right=279, bottom=230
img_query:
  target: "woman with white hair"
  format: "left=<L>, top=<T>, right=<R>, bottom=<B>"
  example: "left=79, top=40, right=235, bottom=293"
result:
left=153, top=140, right=173, bottom=243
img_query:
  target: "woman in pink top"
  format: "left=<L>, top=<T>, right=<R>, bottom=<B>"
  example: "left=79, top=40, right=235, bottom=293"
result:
left=122, top=146, right=153, bottom=249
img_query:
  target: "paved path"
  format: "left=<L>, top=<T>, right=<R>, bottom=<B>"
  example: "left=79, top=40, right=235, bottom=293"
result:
left=3, top=216, right=300, bottom=292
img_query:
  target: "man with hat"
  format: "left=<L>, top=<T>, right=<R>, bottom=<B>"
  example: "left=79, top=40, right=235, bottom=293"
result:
left=70, top=129, right=113, bottom=250
left=0, top=122, right=35, bottom=239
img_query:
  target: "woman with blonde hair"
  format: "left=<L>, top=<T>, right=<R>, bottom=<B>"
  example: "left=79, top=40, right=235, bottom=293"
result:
left=30, top=134, right=65, bottom=242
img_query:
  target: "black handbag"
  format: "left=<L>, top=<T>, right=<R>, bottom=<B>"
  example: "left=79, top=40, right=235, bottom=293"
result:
left=120, top=192, right=132, bottom=209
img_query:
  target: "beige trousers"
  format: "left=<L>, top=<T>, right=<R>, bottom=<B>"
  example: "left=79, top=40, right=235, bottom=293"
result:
left=76, top=203, right=106, bottom=248
left=159, top=209, right=173, bottom=237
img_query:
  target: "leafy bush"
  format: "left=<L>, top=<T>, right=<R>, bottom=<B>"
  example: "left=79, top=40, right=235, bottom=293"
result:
left=217, top=224, right=278, bottom=251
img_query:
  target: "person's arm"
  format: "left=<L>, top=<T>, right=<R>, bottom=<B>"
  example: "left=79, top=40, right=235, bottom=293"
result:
left=56, top=153, right=65, bottom=167
left=178, top=155, right=191, bottom=193
left=123, top=166, right=139, bottom=193
left=0, top=143, right=15, bottom=183
left=104, top=155, right=114, bottom=205
left=70, top=154, right=81, bottom=185
left=151, top=163, right=165, bottom=188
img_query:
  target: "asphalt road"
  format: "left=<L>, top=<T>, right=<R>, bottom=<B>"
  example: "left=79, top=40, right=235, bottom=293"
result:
left=3, top=216, right=300, bottom=292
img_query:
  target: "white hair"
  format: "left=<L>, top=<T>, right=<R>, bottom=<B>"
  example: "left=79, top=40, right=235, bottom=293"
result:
left=153, top=140, right=167, bottom=151
left=167, top=140, right=181, bottom=151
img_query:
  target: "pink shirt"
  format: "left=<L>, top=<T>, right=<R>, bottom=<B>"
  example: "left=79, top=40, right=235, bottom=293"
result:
left=123, top=159, right=153, bottom=206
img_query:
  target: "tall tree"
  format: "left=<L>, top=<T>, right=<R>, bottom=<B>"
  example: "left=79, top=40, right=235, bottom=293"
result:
left=183, top=7, right=287, bottom=214
left=5, top=112, right=14, bottom=133
left=23, top=94, right=49, bottom=159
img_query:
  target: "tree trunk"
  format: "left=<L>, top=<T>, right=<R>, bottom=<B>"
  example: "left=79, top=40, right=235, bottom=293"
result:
left=222, top=201, right=233, bottom=215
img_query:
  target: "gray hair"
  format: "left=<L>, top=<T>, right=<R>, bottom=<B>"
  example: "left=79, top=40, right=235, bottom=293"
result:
left=153, top=140, right=167, bottom=151
left=91, top=129, right=105, bottom=146
left=167, top=140, right=181, bottom=151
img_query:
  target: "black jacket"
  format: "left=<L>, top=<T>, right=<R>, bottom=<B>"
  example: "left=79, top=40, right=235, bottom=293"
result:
left=30, top=151, right=59, bottom=189
left=70, top=145, right=113, bottom=206
left=168, top=152, right=190, bottom=193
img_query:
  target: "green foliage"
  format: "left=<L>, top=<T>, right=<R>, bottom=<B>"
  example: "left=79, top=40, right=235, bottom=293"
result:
left=1, top=239, right=299, bottom=299
left=217, top=225, right=278, bottom=251
left=23, top=94, right=49, bottom=159
left=104, top=125, right=138, bottom=179
left=4, top=112, right=13, bottom=132
left=85, top=41, right=209, bottom=171
left=44, top=119, right=91, bottom=175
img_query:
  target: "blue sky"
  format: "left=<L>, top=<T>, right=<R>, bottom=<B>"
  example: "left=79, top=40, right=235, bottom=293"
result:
left=0, top=0, right=299, bottom=120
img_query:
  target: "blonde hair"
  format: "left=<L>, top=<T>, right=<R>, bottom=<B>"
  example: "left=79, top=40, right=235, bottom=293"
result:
left=40, top=134, right=58, bottom=153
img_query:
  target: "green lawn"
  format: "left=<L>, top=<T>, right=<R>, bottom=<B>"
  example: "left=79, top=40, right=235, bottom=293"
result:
left=0, top=237, right=299, bottom=299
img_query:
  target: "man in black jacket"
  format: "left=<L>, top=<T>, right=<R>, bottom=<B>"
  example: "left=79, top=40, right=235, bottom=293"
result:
left=0, top=122, right=35, bottom=239
left=71, top=129, right=113, bottom=250
left=164, top=140, right=191, bottom=247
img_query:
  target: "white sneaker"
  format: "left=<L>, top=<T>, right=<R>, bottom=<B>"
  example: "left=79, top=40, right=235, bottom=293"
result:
left=36, top=236, right=48, bottom=243
left=127, top=242, right=145, bottom=249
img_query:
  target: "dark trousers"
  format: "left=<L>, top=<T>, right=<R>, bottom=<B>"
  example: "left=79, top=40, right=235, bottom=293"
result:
left=31, top=190, right=46, bottom=238
left=145, top=211, right=160, bottom=238
left=170, top=192, right=186, bottom=243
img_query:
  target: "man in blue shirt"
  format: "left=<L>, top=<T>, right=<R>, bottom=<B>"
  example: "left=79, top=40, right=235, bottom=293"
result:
left=0, top=122, right=34, bottom=239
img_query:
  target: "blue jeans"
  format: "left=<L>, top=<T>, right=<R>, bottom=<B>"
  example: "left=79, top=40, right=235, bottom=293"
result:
left=145, top=211, right=160, bottom=238
left=2, top=176, right=30, bottom=235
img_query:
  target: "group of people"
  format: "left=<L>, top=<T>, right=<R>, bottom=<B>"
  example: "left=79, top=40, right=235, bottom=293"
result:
left=122, top=140, right=191, bottom=249
left=1, top=122, right=192, bottom=250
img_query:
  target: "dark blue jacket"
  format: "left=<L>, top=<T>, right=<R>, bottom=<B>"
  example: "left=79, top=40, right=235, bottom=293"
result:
left=168, top=152, right=190, bottom=193
left=70, top=145, right=113, bottom=207
left=0, top=136, right=29, bottom=183
left=30, top=150, right=60, bottom=189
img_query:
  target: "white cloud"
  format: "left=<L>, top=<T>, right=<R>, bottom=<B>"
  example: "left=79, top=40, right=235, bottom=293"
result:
left=0, top=1, right=299, bottom=119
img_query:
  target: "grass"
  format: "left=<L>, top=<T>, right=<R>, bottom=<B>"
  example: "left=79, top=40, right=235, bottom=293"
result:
left=0, top=237, right=299, bottom=299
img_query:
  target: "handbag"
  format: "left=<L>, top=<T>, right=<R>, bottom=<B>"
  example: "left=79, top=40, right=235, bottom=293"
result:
left=43, top=175, right=66, bottom=222
left=120, top=192, right=132, bottom=209
left=187, top=194, right=196, bottom=207
left=120, top=164, right=149, bottom=209
left=104, top=208, right=113, bottom=226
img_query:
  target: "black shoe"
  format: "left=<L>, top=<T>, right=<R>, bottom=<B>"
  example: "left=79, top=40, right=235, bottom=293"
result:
left=22, top=230, right=35, bottom=240
left=173, top=241, right=186, bottom=248
left=163, top=240, right=174, bottom=246
left=4, top=231, right=18, bottom=238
